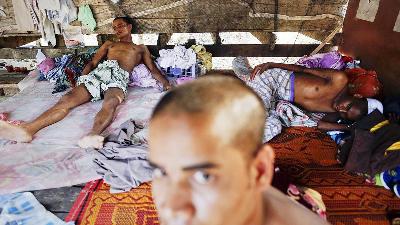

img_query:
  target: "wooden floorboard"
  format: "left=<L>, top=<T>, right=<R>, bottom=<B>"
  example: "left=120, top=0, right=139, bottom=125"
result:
left=33, top=185, right=83, bottom=220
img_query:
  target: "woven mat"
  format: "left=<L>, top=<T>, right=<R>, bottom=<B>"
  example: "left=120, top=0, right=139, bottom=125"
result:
left=65, top=180, right=158, bottom=225
left=66, top=127, right=399, bottom=225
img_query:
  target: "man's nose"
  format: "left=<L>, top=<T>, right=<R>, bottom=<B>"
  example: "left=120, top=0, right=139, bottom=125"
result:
left=162, top=182, right=195, bottom=220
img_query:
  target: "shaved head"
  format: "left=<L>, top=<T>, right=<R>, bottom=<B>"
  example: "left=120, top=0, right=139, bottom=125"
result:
left=152, top=74, right=266, bottom=154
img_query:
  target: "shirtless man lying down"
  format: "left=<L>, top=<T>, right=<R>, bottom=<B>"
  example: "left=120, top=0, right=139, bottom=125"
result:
left=0, top=16, right=171, bottom=149
left=233, top=57, right=369, bottom=141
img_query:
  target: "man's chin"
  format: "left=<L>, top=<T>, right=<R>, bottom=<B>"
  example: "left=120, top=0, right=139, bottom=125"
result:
left=161, top=218, right=195, bottom=225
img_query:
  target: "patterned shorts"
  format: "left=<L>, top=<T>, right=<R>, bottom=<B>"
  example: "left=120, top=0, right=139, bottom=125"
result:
left=77, top=60, right=130, bottom=102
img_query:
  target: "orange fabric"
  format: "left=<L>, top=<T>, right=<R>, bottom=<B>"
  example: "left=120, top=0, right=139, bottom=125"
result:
left=70, top=181, right=159, bottom=225
left=272, top=127, right=398, bottom=225
left=70, top=127, right=400, bottom=225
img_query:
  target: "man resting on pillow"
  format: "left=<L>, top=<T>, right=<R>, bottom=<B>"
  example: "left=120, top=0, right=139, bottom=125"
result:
left=0, top=16, right=171, bottom=149
left=233, top=57, right=372, bottom=141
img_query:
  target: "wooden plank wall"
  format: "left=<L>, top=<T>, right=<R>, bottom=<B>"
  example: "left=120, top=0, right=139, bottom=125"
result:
left=0, top=0, right=347, bottom=35
left=0, top=0, right=347, bottom=57
left=339, top=0, right=400, bottom=98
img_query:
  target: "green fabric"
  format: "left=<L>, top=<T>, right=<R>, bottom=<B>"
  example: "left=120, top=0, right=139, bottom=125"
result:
left=375, top=173, right=384, bottom=187
left=78, top=4, right=96, bottom=32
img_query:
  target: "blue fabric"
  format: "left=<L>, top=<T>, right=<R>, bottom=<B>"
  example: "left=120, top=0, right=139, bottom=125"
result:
left=0, top=192, right=74, bottom=225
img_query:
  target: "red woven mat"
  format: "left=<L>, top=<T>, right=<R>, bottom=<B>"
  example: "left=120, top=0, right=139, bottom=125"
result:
left=65, top=180, right=158, bottom=225
left=271, top=127, right=399, bottom=225
left=66, top=127, right=399, bottom=225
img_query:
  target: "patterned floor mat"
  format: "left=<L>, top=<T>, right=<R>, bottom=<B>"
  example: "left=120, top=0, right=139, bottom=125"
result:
left=66, top=127, right=399, bottom=225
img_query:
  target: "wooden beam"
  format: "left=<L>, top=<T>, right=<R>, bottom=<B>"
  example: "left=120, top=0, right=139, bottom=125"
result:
left=0, top=48, right=76, bottom=59
left=188, top=44, right=334, bottom=57
left=0, top=44, right=333, bottom=58
left=0, top=36, right=40, bottom=48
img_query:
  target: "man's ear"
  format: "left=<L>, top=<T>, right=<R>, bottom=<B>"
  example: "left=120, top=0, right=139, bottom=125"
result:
left=252, top=144, right=275, bottom=191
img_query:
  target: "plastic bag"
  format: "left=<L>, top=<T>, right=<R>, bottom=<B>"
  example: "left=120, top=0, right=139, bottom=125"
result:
left=63, top=25, right=84, bottom=48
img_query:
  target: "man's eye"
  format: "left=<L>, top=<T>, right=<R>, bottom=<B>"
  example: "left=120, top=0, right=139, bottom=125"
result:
left=152, top=168, right=166, bottom=179
left=192, top=171, right=214, bottom=184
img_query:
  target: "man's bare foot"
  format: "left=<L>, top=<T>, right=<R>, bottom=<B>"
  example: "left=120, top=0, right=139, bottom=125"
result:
left=0, top=120, right=32, bottom=142
left=78, top=135, right=105, bottom=149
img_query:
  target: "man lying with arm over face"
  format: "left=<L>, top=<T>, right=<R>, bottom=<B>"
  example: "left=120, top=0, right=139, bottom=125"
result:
left=148, top=74, right=330, bottom=225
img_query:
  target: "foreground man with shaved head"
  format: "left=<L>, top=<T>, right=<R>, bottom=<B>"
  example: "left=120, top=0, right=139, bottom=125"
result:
left=148, top=74, right=330, bottom=225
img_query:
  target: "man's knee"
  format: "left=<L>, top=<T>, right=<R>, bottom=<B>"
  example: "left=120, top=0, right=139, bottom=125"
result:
left=102, top=97, right=120, bottom=109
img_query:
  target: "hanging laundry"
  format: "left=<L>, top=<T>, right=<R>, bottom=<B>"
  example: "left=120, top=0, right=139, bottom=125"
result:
left=37, top=0, right=60, bottom=11
left=78, top=4, right=96, bottom=32
left=46, top=0, right=77, bottom=27
left=0, top=6, right=5, bottom=17
left=23, top=0, right=40, bottom=30
left=42, top=14, right=57, bottom=46
left=63, top=25, right=84, bottom=48
left=11, top=0, right=35, bottom=31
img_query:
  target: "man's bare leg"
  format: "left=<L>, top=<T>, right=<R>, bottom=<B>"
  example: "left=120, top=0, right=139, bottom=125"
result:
left=0, top=85, right=91, bottom=142
left=78, top=88, right=124, bottom=149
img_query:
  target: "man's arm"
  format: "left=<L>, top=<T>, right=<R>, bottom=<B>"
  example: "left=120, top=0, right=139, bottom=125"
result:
left=81, top=41, right=112, bottom=75
left=142, top=45, right=171, bottom=90
left=317, top=120, right=350, bottom=131
left=320, top=112, right=341, bottom=123
left=251, top=62, right=348, bottom=85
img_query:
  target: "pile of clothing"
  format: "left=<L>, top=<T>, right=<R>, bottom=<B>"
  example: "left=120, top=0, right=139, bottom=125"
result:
left=336, top=110, right=400, bottom=195
left=130, top=45, right=212, bottom=90
left=36, top=49, right=96, bottom=93
left=93, top=119, right=153, bottom=193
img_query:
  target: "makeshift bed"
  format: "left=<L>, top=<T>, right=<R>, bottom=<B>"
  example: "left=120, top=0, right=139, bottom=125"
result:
left=0, top=71, right=163, bottom=194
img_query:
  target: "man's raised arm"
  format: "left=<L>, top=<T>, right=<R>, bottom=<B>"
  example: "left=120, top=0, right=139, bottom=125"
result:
left=251, top=62, right=347, bottom=85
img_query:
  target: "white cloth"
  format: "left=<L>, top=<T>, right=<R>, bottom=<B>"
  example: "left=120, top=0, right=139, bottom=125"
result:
left=157, top=45, right=197, bottom=69
left=57, top=0, right=77, bottom=26
left=0, top=6, right=5, bottom=17
left=367, top=98, right=383, bottom=114
left=276, top=101, right=324, bottom=127
left=11, top=0, right=35, bottom=31
left=35, top=49, right=46, bottom=65
left=37, top=0, right=60, bottom=10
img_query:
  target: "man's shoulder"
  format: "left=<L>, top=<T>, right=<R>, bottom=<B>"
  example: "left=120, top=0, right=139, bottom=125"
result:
left=101, top=40, right=115, bottom=48
left=263, top=187, right=330, bottom=225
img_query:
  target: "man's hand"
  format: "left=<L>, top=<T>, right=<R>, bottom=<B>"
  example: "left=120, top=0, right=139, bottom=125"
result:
left=388, top=113, right=400, bottom=124
left=250, top=62, right=272, bottom=80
